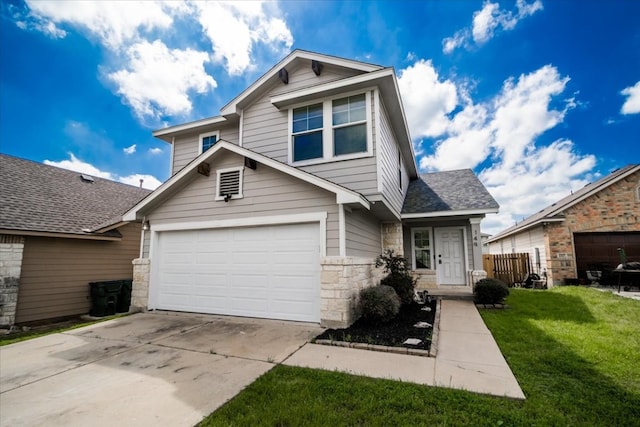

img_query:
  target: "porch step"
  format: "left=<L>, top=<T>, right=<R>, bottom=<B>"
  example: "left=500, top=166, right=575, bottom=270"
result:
left=425, top=287, right=474, bottom=301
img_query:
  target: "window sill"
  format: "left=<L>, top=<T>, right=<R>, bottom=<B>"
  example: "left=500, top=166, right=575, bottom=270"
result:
left=290, top=152, right=372, bottom=167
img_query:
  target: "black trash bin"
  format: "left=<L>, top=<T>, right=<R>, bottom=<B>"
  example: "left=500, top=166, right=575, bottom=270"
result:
left=89, top=280, right=123, bottom=317
left=117, top=280, right=133, bottom=313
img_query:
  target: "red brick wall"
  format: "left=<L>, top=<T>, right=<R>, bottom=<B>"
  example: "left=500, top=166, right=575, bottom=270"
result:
left=545, top=170, right=640, bottom=285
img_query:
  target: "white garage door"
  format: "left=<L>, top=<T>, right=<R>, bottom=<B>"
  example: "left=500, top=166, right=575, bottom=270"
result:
left=152, top=223, right=320, bottom=322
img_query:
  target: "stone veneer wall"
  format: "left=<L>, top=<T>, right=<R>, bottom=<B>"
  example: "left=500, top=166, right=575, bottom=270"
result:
left=414, top=271, right=437, bottom=289
left=381, top=222, right=403, bottom=255
left=320, top=257, right=385, bottom=328
left=131, top=258, right=150, bottom=312
left=545, top=170, right=640, bottom=286
left=0, top=235, right=25, bottom=327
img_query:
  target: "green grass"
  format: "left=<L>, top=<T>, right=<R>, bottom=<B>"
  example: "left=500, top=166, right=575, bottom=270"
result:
left=199, top=287, right=640, bottom=426
left=0, top=314, right=128, bottom=346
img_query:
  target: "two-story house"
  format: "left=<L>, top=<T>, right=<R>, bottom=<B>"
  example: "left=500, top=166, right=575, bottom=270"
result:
left=124, top=50, right=499, bottom=327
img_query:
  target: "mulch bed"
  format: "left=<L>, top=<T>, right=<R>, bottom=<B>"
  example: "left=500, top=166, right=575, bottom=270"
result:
left=315, top=299, right=437, bottom=351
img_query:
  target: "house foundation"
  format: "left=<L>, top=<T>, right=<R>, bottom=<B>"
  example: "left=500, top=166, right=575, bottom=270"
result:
left=0, top=235, right=24, bottom=327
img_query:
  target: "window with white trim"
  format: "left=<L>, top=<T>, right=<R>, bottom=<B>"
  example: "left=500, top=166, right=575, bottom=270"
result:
left=332, top=94, right=366, bottom=156
left=412, top=228, right=432, bottom=270
left=215, top=167, right=243, bottom=201
left=200, top=131, right=219, bottom=153
left=289, top=91, right=371, bottom=165
left=292, top=103, right=323, bottom=162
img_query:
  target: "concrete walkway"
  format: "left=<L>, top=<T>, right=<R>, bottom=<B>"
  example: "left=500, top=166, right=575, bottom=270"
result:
left=284, top=299, right=526, bottom=399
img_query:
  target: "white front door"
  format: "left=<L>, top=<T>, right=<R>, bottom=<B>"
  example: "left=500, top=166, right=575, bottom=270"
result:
left=435, top=227, right=466, bottom=285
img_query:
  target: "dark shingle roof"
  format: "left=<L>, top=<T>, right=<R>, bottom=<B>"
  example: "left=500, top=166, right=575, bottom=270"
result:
left=0, top=154, right=151, bottom=236
left=402, top=169, right=499, bottom=214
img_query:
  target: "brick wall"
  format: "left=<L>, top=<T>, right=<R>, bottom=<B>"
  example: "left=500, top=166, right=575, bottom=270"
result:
left=0, top=235, right=25, bottom=327
left=545, top=171, right=640, bottom=285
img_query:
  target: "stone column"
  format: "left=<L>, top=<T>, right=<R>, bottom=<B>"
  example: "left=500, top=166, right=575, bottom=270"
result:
left=131, top=258, right=150, bottom=312
left=0, top=235, right=25, bottom=327
left=381, top=222, right=403, bottom=255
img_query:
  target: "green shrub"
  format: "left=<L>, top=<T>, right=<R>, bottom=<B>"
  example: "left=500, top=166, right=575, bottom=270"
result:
left=376, top=250, right=417, bottom=305
left=380, top=274, right=416, bottom=306
left=358, top=285, right=401, bottom=324
left=474, top=278, right=509, bottom=304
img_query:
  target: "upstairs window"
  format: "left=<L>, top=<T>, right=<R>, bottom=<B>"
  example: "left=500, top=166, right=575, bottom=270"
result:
left=215, top=167, right=243, bottom=201
left=292, top=103, right=323, bottom=162
left=288, top=91, right=371, bottom=165
left=332, top=94, right=366, bottom=156
left=200, top=131, right=219, bottom=153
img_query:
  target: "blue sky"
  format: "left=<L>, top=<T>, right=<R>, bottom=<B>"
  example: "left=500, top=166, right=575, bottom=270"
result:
left=1, top=0, right=638, bottom=234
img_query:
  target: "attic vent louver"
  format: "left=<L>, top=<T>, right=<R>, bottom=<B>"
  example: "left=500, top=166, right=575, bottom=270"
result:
left=218, top=170, right=241, bottom=201
left=80, top=174, right=95, bottom=183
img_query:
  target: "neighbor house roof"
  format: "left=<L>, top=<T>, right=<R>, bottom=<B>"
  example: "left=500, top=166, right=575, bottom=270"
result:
left=401, top=169, right=499, bottom=218
left=123, top=140, right=370, bottom=221
left=0, top=154, right=151, bottom=240
left=487, top=164, right=640, bottom=242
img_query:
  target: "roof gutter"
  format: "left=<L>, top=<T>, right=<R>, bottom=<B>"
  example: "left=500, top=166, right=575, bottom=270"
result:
left=401, top=207, right=499, bottom=220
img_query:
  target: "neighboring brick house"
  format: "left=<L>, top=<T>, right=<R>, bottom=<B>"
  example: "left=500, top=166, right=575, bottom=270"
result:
left=487, top=164, right=640, bottom=286
left=0, top=154, right=150, bottom=326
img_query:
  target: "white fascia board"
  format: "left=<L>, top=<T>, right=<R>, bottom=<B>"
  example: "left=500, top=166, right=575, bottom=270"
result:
left=123, top=141, right=370, bottom=220
left=270, top=69, right=394, bottom=108
left=401, top=208, right=499, bottom=219
left=152, top=116, right=228, bottom=141
left=221, top=49, right=382, bottom=115
left=151, top=211, right=327, bottom=232
left=545, top=165, right=640, bottom=217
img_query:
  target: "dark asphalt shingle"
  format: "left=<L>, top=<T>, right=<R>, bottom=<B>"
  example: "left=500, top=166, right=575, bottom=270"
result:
left=0, top=154, right=151, bottom=236
left=402, top=169, right=499, bottom=214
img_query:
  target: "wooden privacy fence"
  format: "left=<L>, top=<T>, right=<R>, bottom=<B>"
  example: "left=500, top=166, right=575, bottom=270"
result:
left=483, top=253, right=532, bottom=286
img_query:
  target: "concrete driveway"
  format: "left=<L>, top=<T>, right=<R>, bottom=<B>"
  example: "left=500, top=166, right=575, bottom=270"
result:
left=0, top=312, right=323, bottom=427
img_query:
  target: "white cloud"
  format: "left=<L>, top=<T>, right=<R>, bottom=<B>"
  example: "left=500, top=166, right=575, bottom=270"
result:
left=24, top=0, right=175, bottom=50
left=621, top=81, right=640, bottom=114
left=123, top=144, right=136, bottom=155
left=399, top=59, right=596, bottom=235
left=397, top=60, right=458, bottom=139
left=118, top=174, right=162, bottom=190
left=443, top=0, right=543, bottom=53
left=193, top=1, right=293, bottom=75
left=45, top=153, right=114, bottom=179
left=19, top=1, right=293, bottom=120
left=148, top=147, right=163, bottom=155
left=108, top=40, right=217, bottom=118
left=44, top=153, right=162, bottom=190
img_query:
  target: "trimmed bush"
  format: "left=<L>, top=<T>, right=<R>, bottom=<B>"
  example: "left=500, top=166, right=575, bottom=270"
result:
left=358, top=285, right=401, bottom=324
left=474, top=278, right=509, bottom=304
left=380, top=274, right=416, bottom=306
left=376, top=250, right=417, bottom=305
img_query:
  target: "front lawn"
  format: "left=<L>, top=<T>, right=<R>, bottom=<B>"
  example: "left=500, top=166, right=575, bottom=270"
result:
left=199, top=287, right=640, bottom=426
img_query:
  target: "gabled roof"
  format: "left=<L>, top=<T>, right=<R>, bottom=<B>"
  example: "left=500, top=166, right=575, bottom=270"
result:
left=123, top=141, right=370, bottom=221
left=0, top=154, right=151, bottom=240
left=487, top=164, right=640, bottom=242
left=401, top=169, right=499, bottom=218
left=151, top=49, right=418, bottom=177
left=221, top=49, right=383, bottom=116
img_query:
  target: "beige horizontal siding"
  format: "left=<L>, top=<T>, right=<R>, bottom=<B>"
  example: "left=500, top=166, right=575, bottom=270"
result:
left=300, top=156, right=378, bottom=195
left=16, top=223, right=141, bottom=323
left=172, top=123, right=240, bottom=174
left=149, top=151, right=340, bottom=255
left=378, top=102, right=406, bottom=214
left=345, top=208, right=381, bottom=258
